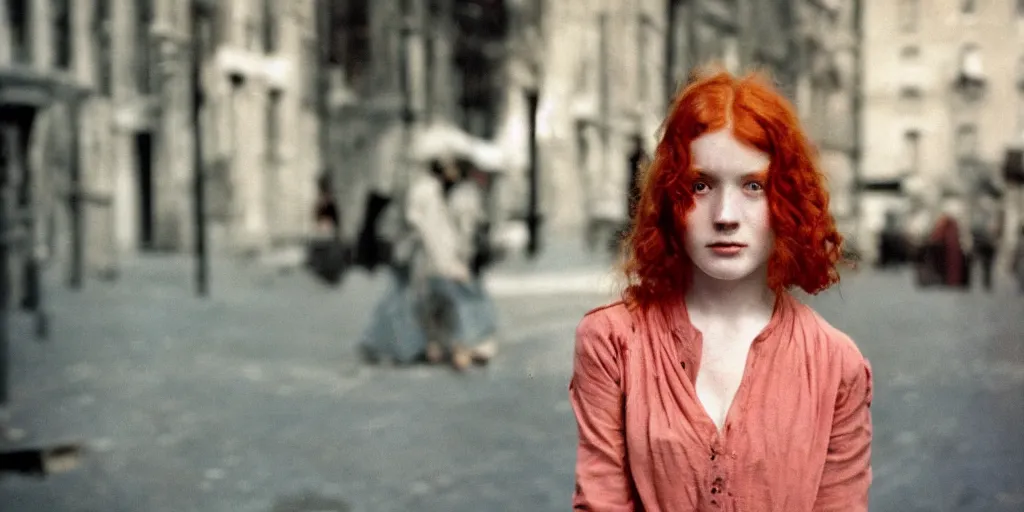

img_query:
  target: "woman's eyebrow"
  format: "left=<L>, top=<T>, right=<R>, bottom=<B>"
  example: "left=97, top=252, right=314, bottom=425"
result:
left=691, top=169, right=768, bottom=180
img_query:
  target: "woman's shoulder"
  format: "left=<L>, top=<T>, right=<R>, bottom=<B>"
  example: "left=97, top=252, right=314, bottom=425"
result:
left=577, top=300, right=633, bottom=335
left=572, top=301, right=636, bottom=374
left=789, top=299, right=870, bottom=375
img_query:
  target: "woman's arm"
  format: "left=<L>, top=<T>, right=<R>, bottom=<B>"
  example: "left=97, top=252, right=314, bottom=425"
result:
left=813, top=357, right=873, bottom=512
left=569, top=312, right=638, bottom=511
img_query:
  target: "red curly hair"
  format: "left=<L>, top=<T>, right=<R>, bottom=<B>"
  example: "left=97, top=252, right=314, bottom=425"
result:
left=622, top=68, right=845, bottom=309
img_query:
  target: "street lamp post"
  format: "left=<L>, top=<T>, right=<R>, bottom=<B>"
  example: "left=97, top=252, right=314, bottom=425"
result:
left=191, top=0, right=214, bottom=297
left=67, top=97, right=84, bottom=290
left=317, top=0, right=333, bottom=212
left=525, top=88, right=541, bottom=257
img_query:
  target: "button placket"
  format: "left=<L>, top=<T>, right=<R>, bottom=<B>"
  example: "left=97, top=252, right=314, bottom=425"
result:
left=710, top=476, right=725, bottom=496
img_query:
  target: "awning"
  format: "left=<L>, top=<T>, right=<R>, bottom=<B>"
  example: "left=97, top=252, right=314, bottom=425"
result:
left=0, top=66, right=91, bottom=108
left=411, top=121, right=509, bottom=172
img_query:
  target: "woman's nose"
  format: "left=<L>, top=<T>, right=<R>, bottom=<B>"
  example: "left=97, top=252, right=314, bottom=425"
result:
left=712, top=189, right=741, bottom=229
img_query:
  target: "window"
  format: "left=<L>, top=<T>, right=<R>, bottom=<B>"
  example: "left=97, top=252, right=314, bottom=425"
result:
left=265, top=90, right=282, bottom=165
left=216, top=0, right=234, bottom=46
left=722, top=35, right=740, bottom=74
left=899, top=86, right=923, bottom=100
left=637, top=14, right=651, bottom=103
left=694, top=21, right=718, bottom=65
left=7, top=0, right=30, bottom=64
left=667, top=0, right=692, bottom=93
left=1016, top=56, right=1024, bottom=90
left=262, top=0, right=278, bottom=53
left=903, top=130, right=921, bottom=173
left=1018, top=0, right=1024, bottom=17
left=328, top=0, right=371, bottom=89
left=95, top=0, right=113, bottom=95
left=899, top=0, right=919, bottom=32
left=53, top=0, right=71, bottom=69
left=457, top=55, right=500, bottom=138
left=956, top=124, right=978, bottom=159
left=900, top=45, right=920, bottom=59
left=135, top=0, right=154, bottom=94
left=962, top=0, right=976, bottom=14
left=245, top=10, right=260, bottom=50
left=303, top=37, right=319, bottom=107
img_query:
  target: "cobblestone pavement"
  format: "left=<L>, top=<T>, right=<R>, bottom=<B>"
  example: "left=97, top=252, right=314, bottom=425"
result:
left=0, top=253, right=1022, bottom=512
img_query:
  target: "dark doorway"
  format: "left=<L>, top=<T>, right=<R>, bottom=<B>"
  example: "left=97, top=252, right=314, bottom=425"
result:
left=134, top=131, right=154, bottom=250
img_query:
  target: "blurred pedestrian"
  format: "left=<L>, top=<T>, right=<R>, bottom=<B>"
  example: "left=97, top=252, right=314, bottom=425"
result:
left=354, top=191, right=392, bottom=272
left=442, top=159, right=502, bottom=367
left=569, top=69, right=872, bottom=511
left=1011, top=225, right=1024, bottom=294
left=357, top=158, right=462, bottom=367
left=970, top=199, right=1001, bottom=292
left=928, top=202, right=969, bottom=289
left=305, top=174, right=347, bottom=285
left=877, top=210, right=906, bottom=269
left=313, top=174, right=340, bottom=236
left=405, top=158, right=482, bottom=371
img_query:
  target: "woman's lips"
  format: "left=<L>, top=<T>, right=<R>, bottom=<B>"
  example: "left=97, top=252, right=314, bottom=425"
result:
left=708, top=243, right=745, bottom=256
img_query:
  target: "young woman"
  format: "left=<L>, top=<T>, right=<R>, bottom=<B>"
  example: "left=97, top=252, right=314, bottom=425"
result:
left=569, top=69, right=873, bottom=511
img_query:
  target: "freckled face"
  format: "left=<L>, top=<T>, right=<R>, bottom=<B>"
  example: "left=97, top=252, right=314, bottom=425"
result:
left=684, top=129, right=774, bottom=283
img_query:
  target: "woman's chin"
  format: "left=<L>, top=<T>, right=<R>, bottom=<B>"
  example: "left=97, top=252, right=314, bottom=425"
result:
left=692, top=261, right=765, bottom=284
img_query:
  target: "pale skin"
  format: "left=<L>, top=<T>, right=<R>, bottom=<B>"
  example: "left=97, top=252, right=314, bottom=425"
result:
left=684, top=128, right=776, bottom=432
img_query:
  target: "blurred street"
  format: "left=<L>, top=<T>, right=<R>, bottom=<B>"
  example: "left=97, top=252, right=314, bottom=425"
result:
left=0, top=237, right=1023, bottom=512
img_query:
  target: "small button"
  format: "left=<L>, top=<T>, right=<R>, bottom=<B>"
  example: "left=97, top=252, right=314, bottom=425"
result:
left=710, top=454, right=716, bottom=461
left=711, top=487, right=719, bottom=494
left=680, top=361, right=686, bottom=369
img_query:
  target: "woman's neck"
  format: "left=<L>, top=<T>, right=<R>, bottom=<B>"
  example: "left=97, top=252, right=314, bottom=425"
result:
left=684, top=266, right=776, bottom=322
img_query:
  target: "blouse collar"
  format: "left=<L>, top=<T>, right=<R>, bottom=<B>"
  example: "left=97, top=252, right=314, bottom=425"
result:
left=666, top=290, right=793, bottom=345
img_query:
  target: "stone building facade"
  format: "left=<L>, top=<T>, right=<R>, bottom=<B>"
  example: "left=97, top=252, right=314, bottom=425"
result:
left=200, top=0, right=323, bottom=254
left=536, top=0, right=862, bottom=245
left=326, top=0, right=527, bottom=243
left=1, top=0, right=120, bottom=284
left=860, top=0, right=1024, bottom=263
left=793, top=0, right=863, bottom=251
left=4, top=0, right=867, bottom=274
left=2, top=0, right=326, bottom=281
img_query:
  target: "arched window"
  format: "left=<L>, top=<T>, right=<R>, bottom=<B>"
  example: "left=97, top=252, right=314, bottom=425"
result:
left=328, top=0, right=371, bottom=91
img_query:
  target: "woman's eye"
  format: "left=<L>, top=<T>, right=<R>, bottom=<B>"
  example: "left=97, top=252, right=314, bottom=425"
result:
left=745, top=181, right=765, bottom=192
left=693, top=182, right=710, bottom=194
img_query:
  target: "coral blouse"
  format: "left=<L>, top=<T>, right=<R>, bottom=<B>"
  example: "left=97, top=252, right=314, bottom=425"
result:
left=569, top=292, right=873, bottom=511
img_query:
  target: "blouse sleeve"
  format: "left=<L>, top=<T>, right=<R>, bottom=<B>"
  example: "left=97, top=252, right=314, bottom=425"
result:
left=813, top=354, right=874, bottom=512
left=568, top=312, right=638, bottom=511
